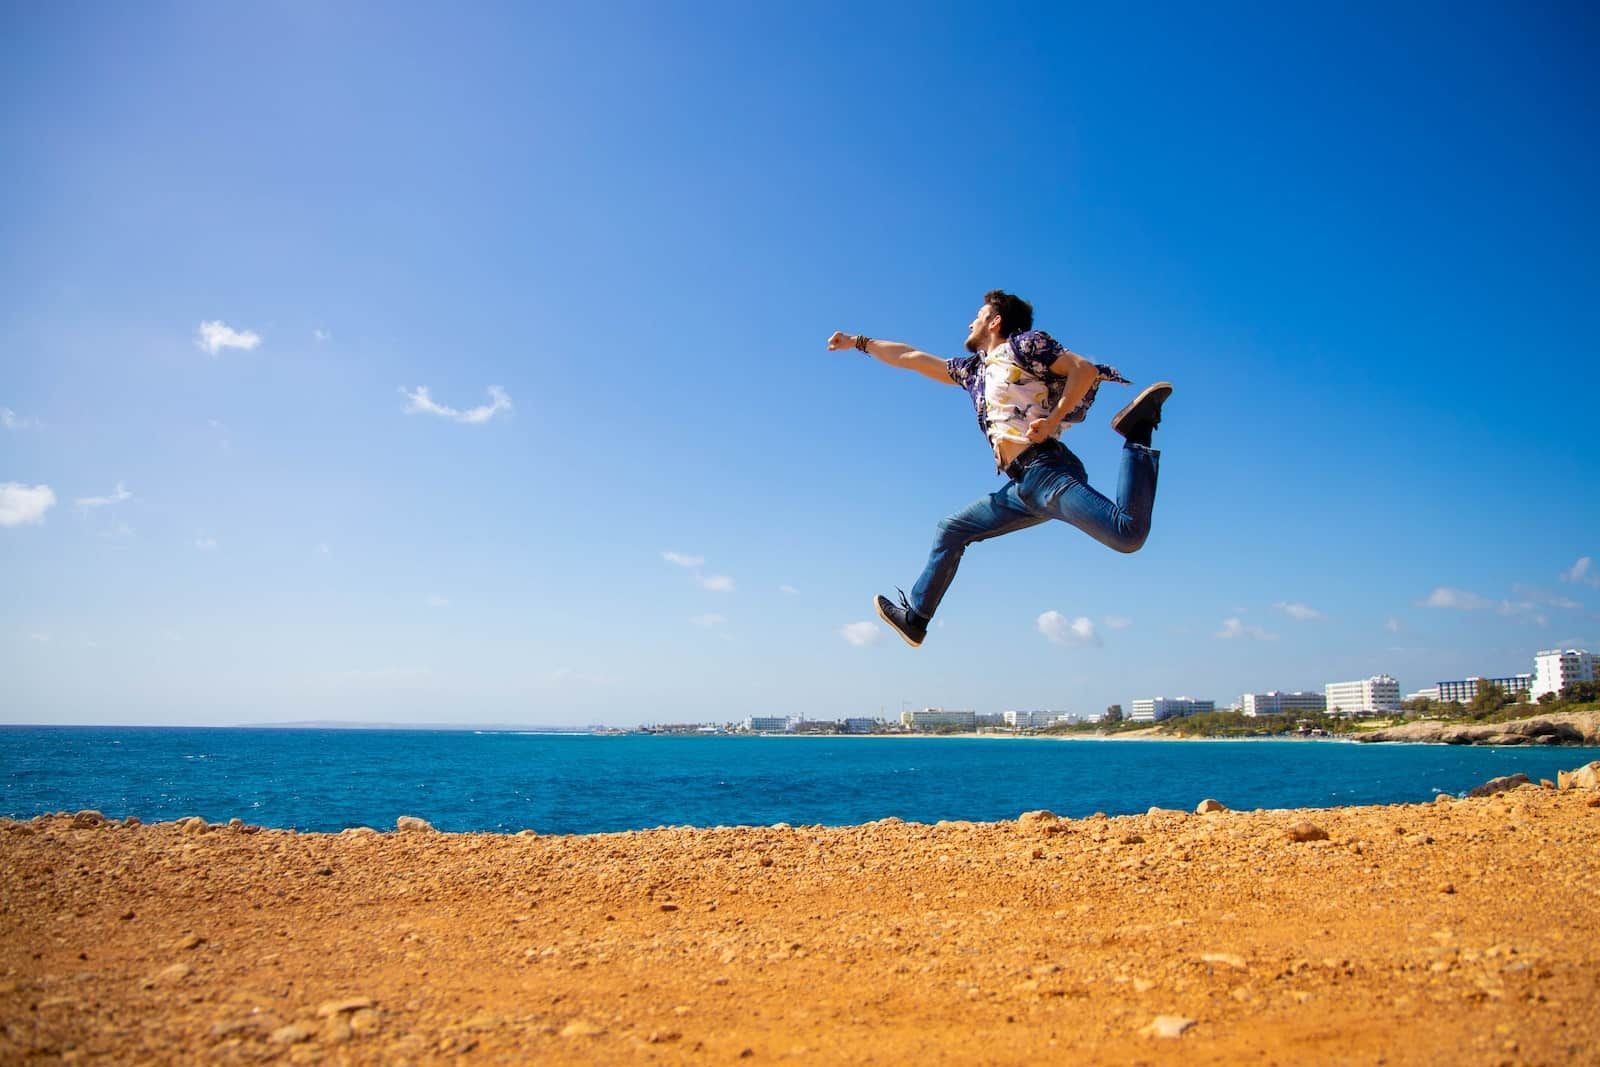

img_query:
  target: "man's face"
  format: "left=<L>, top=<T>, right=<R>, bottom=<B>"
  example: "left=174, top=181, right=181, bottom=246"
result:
left=965, top=304, right=998, bottom=353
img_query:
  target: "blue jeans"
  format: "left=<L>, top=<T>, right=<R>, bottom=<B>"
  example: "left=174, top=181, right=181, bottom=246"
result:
left=909, top=440, right=1159, bottom=619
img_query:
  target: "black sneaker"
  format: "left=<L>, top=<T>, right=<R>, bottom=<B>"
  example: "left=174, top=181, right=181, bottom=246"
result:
left=1110, top=381, right=1173, bottom=445
left=874, top=590, right=929, bottom=648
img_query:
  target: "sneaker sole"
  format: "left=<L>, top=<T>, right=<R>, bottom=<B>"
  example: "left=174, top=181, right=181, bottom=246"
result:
left=874, top=596, right=924, bottom=648
left=1110, top=381, right=1173, bottom=435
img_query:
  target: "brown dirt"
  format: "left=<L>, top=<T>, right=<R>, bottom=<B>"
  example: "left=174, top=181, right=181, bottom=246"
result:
left=3, top=788, right=1599, bottom=1065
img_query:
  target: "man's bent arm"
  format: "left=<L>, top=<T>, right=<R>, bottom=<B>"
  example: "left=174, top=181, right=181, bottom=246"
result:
left=827, top=332, right=954, bottom=385
left=1029, top=351, right=1100, bottom=438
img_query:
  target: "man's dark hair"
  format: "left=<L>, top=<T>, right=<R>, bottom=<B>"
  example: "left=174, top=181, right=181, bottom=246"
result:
left=983, top=289, right=1033, bottom=338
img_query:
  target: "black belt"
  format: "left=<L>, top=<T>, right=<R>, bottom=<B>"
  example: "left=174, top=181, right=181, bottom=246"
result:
left=1004, top=439, right=1062, bottom=481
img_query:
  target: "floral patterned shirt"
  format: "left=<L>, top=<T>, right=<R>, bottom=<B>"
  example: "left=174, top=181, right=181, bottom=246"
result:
left=945, top=331, right=1130, bottom=471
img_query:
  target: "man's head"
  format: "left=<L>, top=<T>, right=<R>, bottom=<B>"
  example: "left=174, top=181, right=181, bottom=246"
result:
left=965, top=289, right=1034, bottom=353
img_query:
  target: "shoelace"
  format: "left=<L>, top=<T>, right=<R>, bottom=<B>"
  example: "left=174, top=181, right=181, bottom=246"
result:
left=894, top=588, right=918, bottom=619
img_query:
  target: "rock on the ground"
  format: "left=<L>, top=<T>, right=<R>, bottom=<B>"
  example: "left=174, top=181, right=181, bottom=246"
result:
left=1195, top=799, right=1228, bottom=814
left=1468, top=773, right=1532, bottom=798
left=1558, top=761, right=1600, bottom=791
left=1287, top=821, right=1329, bottom=842
left=396, top=816, right=436, bottom=833
left=1139, top=1015, right=1196, bottom=1039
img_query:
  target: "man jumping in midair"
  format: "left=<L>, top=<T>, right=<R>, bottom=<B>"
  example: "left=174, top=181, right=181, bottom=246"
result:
left=827, top=289, right=1170, bottom=647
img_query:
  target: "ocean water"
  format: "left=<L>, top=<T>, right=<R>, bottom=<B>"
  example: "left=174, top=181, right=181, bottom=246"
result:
left=1, top=727, right=1594, bottom=835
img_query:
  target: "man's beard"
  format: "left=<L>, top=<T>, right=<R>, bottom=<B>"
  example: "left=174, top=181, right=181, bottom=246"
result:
left=964, top=333, right=982, bottom=354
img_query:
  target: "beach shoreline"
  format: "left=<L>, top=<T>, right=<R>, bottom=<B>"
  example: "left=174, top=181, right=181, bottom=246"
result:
left=5, top=781, right=1598, bottom=1064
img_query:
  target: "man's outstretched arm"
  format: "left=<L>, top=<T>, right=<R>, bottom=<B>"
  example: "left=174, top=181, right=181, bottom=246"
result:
left=826, top=332, right=954, bottom=385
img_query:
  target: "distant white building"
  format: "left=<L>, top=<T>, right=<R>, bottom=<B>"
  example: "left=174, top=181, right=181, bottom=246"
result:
left=1436, top=675, right=1532, bottom=705
left=901, top=708, right=976, bottom=731
left=1129, top=697, right=1214, bottom=723
left=1324, top=675, right=1400, bottom=717
left=1240, top=691, right=1327, bottom=718
left=1404, top=686, right=1442, bottom=704
left=1003, top=710, right=1053, bottom=729
left=1534, top=649, right=1595, bottom=699
left=741, top=716, right=793, bottom=733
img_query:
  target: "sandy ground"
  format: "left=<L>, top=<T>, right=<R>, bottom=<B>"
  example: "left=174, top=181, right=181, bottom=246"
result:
left=3, top=784, right=1599, bottom=1065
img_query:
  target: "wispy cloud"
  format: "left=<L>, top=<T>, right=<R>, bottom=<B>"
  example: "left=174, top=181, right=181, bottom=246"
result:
left=690, top=613, right=726, bottom=627
left=1562, top=557, right=1599, bottom=589
left=662, top=550, right=735, bottom=593
left=0, top=483, right=56, bottom=527
left=100, top=521, right=134, bottom=539
left=1102, top=615, right=1132, bottom=630
left=400, top=385, right=512, bottom=425
left=1421, top=587, right=1492, bottom=611
left=1421, top=585, right=1551, bottom=626
left=2, top=407, right=40, bottom=430
left=840, top=621, right=882, bottom=647
left=194, top=534, right=218, bottom=551
left=780, top=585, right=800, bottom=595
left=425, top=595, right=449, bottom=608
left=75, top=481, right=133, bottom=511
left=312, top=328, right=331, bottom=342
left=1275, top=601, right=1324, bottom=621
left=1512, top=583, right=1582, bottom=610
left=315, top=542, right=331, bottom=556
left=1038, top=611, right=1100, bottom=646
left=1217, top=617, right=1276, bottom=641
left=196, top=320, right=261, bottom=356
left=1385, top=617, right=1403, bottom=633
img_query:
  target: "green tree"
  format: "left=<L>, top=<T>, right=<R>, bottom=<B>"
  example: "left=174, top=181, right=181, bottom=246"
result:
left=1103, top=704, right=1124, bottom=724
left=1470, top=681, right=1510, bottom=717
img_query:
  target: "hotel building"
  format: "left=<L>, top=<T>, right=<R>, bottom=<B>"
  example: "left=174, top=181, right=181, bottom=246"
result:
left=1323, top=675, right=1400, bottom=717
left=901, top=708, right=977, bottom=731
left=1435, top=675, right=1533, bottom=704
left=741, top=716, right=793, bottom=733
left=1533, top=649, right=1596, bottom=699
left=1239, top=691, right=1326, bottom=718
left=1129, top=697, right=1215, bottom=723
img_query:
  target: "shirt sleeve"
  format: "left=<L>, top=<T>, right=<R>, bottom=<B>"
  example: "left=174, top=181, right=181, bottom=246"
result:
left=945, top=354, right=979, bottom=388
left=1009, top=331, right=1065, bottom=378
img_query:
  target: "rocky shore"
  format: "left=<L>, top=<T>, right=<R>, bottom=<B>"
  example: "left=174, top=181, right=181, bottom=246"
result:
left=1356, top=711, right=1600, bottom=747
left=4, top=771, right=1600, bottom=1065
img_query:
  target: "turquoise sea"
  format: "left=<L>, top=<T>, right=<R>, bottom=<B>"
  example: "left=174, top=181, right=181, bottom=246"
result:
left=2, top=727, right=1593, bottom=834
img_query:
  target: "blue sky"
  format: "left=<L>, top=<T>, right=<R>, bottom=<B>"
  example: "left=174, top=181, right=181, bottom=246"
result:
left=4, top=2, right=1597, bottom=726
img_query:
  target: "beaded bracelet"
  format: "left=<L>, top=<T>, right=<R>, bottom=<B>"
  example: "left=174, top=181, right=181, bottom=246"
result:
left=854, top=334, right=872, bottom=353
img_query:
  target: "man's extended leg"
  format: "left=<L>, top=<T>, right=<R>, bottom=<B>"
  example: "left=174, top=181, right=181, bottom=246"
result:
left=877, top=484, right=1047, bottom=645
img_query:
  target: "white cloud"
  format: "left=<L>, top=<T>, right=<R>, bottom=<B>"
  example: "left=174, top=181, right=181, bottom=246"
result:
left=690, top=613, right=726, bottom=627
left=315, top=542, right=331, bottom=556
left=425, top=596, right=449, bottom=608
left=1038, top=611, right=1099, bottom=646
left=313, top=328, right=331, bottom=342
left=2, top=407, right=40, bottom=430
left=75, top=481, right=133, bottom=511
left=1275, top=601, right=1324, bottom=621
left=1421, top=585, right=1551, bottom=625
left=662, top=551, right=705, bottom=568
left=1102, top=615, right=1132, bottom=630
left=1421, top=587, right=1491, bottom=611
left=699, top=574, right=736, bottom=593
left=1217, top=617, right=1276, bottom=641
left=1560, top=558, right=1598, bottom=589
left=101, top=521, right=134, bottom=539
left=196, top=320, right=262, bottom=356
left=780, top=585, right=800, bottom=595
left=195, top=534, right=218, bottom=551
left=840, top=621, right=883, bottom=647
left=0, top=483, right=56, bottom=526
left=400, top=385, right=512, bottom=425
left=29, top=632, right=50, bottom=643
left=1385, top=618, right=1403, bottom=633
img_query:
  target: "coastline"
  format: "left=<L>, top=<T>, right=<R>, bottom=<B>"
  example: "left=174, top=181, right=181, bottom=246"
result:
left=6, top=783, right=1598, bottom=1064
